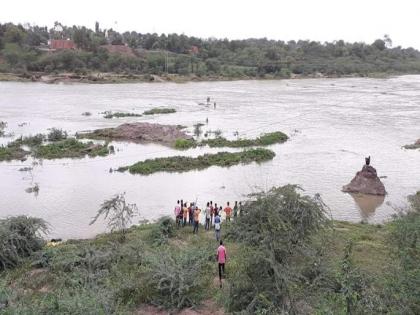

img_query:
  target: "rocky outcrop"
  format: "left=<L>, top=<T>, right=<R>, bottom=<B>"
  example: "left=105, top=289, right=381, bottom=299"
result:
left=404, top=139, right=420, bottom=150
left=342, top=164, right=386, bottom=196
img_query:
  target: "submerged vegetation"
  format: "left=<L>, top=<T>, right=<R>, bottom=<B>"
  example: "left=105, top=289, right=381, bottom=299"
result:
left=103, top=111, right=142, bottom=119
left=0, top=129, right=113, bottom=161
left=0, top=142, right=28, bottom=161
left=0, top=188, right=418, bottom=314
left=143, top=107, right=176, bottom=115
left=174, top=131, right=288, bottom=150
left=118, top=148, right=276, bottom=175
left=34, top=138, right=111, bottom=159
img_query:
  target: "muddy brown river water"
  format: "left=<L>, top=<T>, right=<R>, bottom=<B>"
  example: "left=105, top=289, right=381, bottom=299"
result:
left=0, top=76, right=419, bottom=238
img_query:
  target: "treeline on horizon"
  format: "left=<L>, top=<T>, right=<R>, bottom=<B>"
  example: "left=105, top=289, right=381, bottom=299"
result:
left=1, top=21, right=420, bottom=78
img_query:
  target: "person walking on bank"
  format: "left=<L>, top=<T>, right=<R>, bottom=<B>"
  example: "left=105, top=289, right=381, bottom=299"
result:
left=224, top=202, right=232, bottom=223
left=193, top=206, right=201, bottom=234
left=205, top=202, right=211, bottom=230
left=214, top=212, right=222, bottom=241
left=217, top=240, right=227, bottom=288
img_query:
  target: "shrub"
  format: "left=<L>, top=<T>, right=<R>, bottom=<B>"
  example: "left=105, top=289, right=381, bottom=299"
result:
left=174, top=138, right=197, bottom=150
left=142, top=246, right=212, bottom=309
left=225, top=185, right=330, bottom=313
left=0, top=216, right=48, bottom=270
left=90, top=193, right=138, bottom=241
left=47, top=128, right=68, bottom=142
left=149, top=217, right=176, bottom=245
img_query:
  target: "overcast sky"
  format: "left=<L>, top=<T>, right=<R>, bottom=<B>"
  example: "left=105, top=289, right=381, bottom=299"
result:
left=2, top=0, right=420, bottom=48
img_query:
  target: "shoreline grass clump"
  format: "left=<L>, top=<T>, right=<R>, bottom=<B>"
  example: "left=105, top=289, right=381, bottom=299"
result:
left=104, top=111, right=142, bottom=119
left=118, top=148, right=275, bottom=175
left=143, top=107, right=176, bottom=115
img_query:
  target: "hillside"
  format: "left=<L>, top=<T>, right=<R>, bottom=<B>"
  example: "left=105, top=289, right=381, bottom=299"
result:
left=2, top=22, right=420, bottom=82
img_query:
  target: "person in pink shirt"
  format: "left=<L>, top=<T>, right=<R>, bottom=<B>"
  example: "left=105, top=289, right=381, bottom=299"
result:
left=217, top=240, right=227, bottom=287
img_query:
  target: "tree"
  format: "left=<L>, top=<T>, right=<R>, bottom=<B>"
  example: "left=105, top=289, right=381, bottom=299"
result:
left=90, top=193, right=138, bottom=240
left=384, top=34, right=392, bottom=48
left=373, top=39, right=386, bottom=51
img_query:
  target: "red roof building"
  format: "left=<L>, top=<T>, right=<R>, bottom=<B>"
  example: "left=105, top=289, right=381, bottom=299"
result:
left=50, top=39, right=76, bottom=50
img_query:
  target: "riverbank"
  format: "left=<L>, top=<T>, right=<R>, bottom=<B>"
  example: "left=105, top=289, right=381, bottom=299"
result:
left=1, top=188, right=418, bottom=314
left=0, top=71, right=398, bottom=84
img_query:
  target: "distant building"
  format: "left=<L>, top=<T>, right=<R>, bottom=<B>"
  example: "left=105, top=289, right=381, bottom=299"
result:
left=50, top=39, right=76, bottom=50
left=189, top=45, right=199, bottom=54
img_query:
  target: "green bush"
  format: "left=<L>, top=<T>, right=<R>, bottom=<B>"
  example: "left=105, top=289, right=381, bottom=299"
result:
left=149, top=217, right=176, bottom=245
left=225, top=185, right=330, bottom=313
left=141, top=246, right=212, bottom=309
left=174, top=138, right=197, bottom=150
left=47, top=128, right=68, bottom=142
left=0, top=216, right=48, bottom=270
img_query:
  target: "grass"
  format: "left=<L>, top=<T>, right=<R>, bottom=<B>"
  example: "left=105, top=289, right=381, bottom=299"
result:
left=118, top=148, right=275, bottom=174
left=0, top=143, right=28, bottom=161
left=174, top=138, right=197, bottom=150
left=34, top=138, right=111, bottom=159
left=103, top=111, right=142, bottom=119
left=143, top=107, right=176, bottom=115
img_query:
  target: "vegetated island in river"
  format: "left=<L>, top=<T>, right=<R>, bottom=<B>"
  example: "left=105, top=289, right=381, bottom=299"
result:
left=1, top=22, right=420, bottom=84
left=79, top=122, right=288, bottom=150
left=0, top=129, right=113, bottom=161
left=175, top=131, right=288, bottom=149
left=117, top=148, right=275, bottom=175
left=103, top=108, right=176, bottom=119
left=0, top=187, right=419, bottom=314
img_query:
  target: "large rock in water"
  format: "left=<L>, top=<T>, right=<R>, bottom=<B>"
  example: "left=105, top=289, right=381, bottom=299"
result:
left=342, top=165, right=386, bottom=196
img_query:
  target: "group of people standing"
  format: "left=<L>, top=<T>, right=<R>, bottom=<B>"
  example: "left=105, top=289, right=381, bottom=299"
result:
left=174, top=200, right=241, bottom=239
left=174, top=199, right=242, bottom=287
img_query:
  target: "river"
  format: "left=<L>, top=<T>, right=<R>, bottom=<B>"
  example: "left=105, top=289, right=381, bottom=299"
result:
left=0, top=76, right=419, bottom=239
